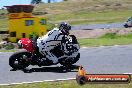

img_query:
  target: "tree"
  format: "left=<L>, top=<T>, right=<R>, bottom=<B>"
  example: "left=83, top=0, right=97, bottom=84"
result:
left=47, top=0, right=51, bottom=3
left=47, top=0, right=56, bottom=3
left=31, top=0, right=42, bottom=4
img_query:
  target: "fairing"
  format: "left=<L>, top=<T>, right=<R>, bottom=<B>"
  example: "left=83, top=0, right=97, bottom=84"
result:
left=20, top=38, right=34, bottom=53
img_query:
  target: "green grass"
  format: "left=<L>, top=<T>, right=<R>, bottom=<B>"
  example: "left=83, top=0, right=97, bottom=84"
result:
left=0, top=49, right=17, bottom=52
left=33, top=0, right=132, bottom=25
left=0, top=0, right=132, bottom=30
left=0, top=9, right=7, bottom=13
left=46, top=10, right=132, bottom=25
left=78, top=33, right=132, bottom=47
left=0, top=0, right=132, bottom=46
left=0, top=18, right=8, bottom=31
left=0, top=80, right=132, bottom=88
left=1, top=10, right=132, bottom=31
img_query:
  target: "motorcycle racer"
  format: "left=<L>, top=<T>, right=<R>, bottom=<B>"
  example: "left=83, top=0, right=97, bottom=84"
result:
left=37, top=22, right=71, bottom=64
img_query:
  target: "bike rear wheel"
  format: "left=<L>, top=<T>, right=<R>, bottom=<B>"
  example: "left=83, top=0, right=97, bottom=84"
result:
left=9, top=50, right=31, bottom=69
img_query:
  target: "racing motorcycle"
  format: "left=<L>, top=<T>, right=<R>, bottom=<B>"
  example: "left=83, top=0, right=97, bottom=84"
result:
left=9, top=35, right=80, bottom=69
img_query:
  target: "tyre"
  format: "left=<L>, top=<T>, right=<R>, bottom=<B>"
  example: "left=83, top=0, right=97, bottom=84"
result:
left=9, top=50, right=31, bottom=69
left=59, top=53, right=80, bottom=66
left=72, top=53, right=80, bottom=64
left=76, top=76, right=87, bottom=85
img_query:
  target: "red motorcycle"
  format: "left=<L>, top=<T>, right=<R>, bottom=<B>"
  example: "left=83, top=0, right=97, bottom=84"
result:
left=9, top=35, right=80, bottom=69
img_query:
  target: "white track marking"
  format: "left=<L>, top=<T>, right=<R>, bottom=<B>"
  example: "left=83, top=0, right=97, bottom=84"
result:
left=123, top=73, right=132, bottom=75
left=0, top=78, right=76, bottom=86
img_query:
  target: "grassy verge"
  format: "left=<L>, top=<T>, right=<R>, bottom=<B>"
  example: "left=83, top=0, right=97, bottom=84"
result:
left=0, top=18, right=8, bottom=31
left=0, top=0, right=132, bottom=30
left=0, top=49, right=17, bottom=52
left=1, top=9, right=132, bottom=31
left=34, top=0, right=132, bottom=25
left=1, top=10, right=132, bottom=31
left=47, top=10, right=132, bottom=25
left=78, top=38, right=132, bottom=47
left=78, top=33, right=132, bottom=47
left=0, top=80, right=132, bottom=88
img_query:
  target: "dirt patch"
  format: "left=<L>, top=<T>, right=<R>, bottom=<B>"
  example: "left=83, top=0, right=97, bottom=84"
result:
left=70, top=28, right=132, bottom=39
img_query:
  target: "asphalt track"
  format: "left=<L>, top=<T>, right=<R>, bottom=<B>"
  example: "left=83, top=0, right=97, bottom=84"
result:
left=72, top=22, right=124, bottom=30
left=0, top=45, right=132, bottom=84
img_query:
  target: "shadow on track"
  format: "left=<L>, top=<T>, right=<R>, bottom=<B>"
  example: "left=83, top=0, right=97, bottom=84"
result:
left=10, top=65, right=80, bottom=73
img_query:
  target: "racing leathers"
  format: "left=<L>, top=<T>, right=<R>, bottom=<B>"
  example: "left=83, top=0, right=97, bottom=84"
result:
left=37, top=28, right=66, bottom=64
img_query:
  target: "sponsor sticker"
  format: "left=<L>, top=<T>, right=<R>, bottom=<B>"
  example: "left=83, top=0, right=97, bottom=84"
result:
left=76, top=66, right=131, bottom=85
left=86, top=74, right=131, bottom=83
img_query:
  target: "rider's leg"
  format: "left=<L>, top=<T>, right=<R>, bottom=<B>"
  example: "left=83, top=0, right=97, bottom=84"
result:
left=42, top=51, right=58, bottom=64
left=39, top=45, right=58, bottom=64
left=37, top=38, right=59, bottom=64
